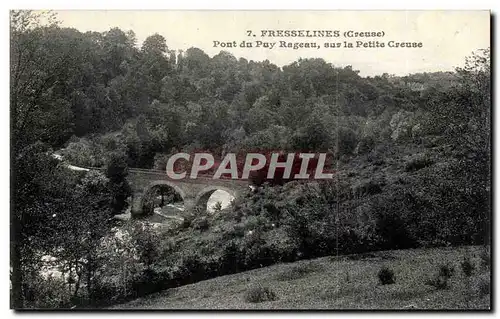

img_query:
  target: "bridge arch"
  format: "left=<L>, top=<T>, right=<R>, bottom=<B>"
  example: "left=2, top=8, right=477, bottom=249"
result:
left=140, top=181, right=186, bottom=215
left=144, top=180, right=187, bottom=200
left=194, top=186, right=238, bottom=212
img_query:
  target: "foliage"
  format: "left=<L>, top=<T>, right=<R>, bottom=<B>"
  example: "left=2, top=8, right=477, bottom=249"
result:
left=106, top=153, right=132, bottom=214
left=425, top=275, right=450, bottom=290
left=192, top=217, right=210, bottom=231
left=212, top=201, right=223, bottom=212
left=461, top=257, right=475, bottom=277
left=378, top=266, right=396, bottom=285
left=479, top=248, right=490, bottom=270
left=426, top=264, right=454, bottom=290
left=476, top=277, right=490, bottom=297
left=130, top=222, right=161, bottom=268
left=244, top=285, right=278, bottom=303
left=404, top=155, right=434, bottom=172
left=439, top=263, right=455, bottom=279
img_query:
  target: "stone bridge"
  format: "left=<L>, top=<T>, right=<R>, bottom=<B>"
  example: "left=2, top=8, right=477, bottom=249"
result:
left=126, top=168, right=250, bottom=217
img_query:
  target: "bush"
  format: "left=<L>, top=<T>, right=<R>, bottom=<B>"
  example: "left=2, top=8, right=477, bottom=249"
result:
left=181, top=214, right=194, bottom=229
left=353, top=179, right=384, bottom=197
left=219, top=241, right=245, bottom=274
left=425, top=275, right=449, bottom=290
left=377, top=266, right=395, bottom=285
left=426, top=264, right=454, bottom=290
left=480, top=248, right=490, bottom=269
left=130, top=268, right=171, bottom=297
left=405, top=155, right=433, bottom=172
left=22, top=274, right=71, bottom=309
left=439, top=263, right=455, bottom=278
left=176, top=253, right=208, bottom=284
left=461, top=257, right=475, bottom=277
left=476, top=278, right=490, bottom=297
left=130, top=222, right=161, bottom=268
left=62, top=137, right=105, bottom=167
left=356, top=136, right=375, bottom=154
left=212, top=201, right=223, bottom=212
left=244, top=285, right=278, bottom=303
left=375, top=210, right=415, bottom=250
left=192, top=217, right=209, bottom=231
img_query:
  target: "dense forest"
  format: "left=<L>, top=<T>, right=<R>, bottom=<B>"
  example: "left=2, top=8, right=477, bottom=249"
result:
left=11, top=11, right=490, bottom=309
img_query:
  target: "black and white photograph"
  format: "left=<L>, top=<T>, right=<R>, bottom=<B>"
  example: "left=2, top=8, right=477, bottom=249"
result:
left=9, top=9, right=491, bottom=310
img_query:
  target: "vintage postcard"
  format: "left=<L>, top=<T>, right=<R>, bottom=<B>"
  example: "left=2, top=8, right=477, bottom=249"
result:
left=10, top=10, right=491, bottom=310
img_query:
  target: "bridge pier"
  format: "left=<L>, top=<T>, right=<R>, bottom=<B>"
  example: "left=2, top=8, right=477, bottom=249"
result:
left=183, top=198, right=196, bottom=214
left=130, top=193, right=143, bottom=218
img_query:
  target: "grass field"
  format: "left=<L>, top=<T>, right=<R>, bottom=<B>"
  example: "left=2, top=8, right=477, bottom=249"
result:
left=112, top=245, right=490, bottom=310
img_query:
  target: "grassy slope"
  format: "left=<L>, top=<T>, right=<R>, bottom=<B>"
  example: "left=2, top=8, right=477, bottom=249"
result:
left=112, top=245, right=490, bottom=310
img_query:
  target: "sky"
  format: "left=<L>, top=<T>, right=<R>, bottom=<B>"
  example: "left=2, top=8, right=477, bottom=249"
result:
left=53, top=10, right=490, bottom=77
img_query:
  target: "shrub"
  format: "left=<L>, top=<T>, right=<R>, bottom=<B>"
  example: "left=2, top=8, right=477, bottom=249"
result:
left=130, top=222, right=161, bottom=268
left=426, top=264, right=454, bottom=290
left=356, top=136, right=375, bottom=154
left=23, top=274, right=71, bottom=309
left=244, top=285, right=278, bottom=303
left=180, top=214, right=194, bottom=229
left=405, top=155, right=433, bottom=172
left=476, top=278, right=490, bottom=297
left=378, top=266, right=395, bottom=285
left=480, top=248, right=490, bottom=269
left=345, top=271, right=351, bottom=283
left=425, top=275, right=449, bottom=290
left=219, top=241, right=245, bottom=274
left=124, top=268, right=173, bottom=302
left=461, top=257, right=475, bottom=277
left=192, top=217, right=209, bottom=231
left=212, top=201, right=223, bottom=212
left=62, top=137, right=105, bottom=167
left=375, top=210, right=415, bottom=250
left=353, top=179, right=384, bottom=197
left=439, top=264, right=455, bottom=278
left=173, top=253, right=207, bottom=285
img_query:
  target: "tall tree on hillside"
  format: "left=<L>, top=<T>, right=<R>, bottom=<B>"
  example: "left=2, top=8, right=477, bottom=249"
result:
left=11, top=141, right=73, bottom=308
left=10, top=10, right=62, bottom=308
left=106, top=153, right=132, bottom=215
left=139, top=34, right=171, bottom=103
left=10, top=11, right=75, bottom=148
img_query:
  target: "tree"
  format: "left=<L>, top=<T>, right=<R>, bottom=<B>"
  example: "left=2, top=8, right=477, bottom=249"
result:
left=11, top=141, right=79, bottom=308
left=141, top=33, right=167, bottom=55
left=138, top=34, right=171, bottom=102
left=49, top=170, right=115, bottom=305
left=11, top=11, right=75, bottom=148
left=183, top=47, right=211, bottom=78
left=11, top=142, right=49, bottom=308
left=290, top=113, right=331, bottom=152
left=105, top=153, right=132, bottom=215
